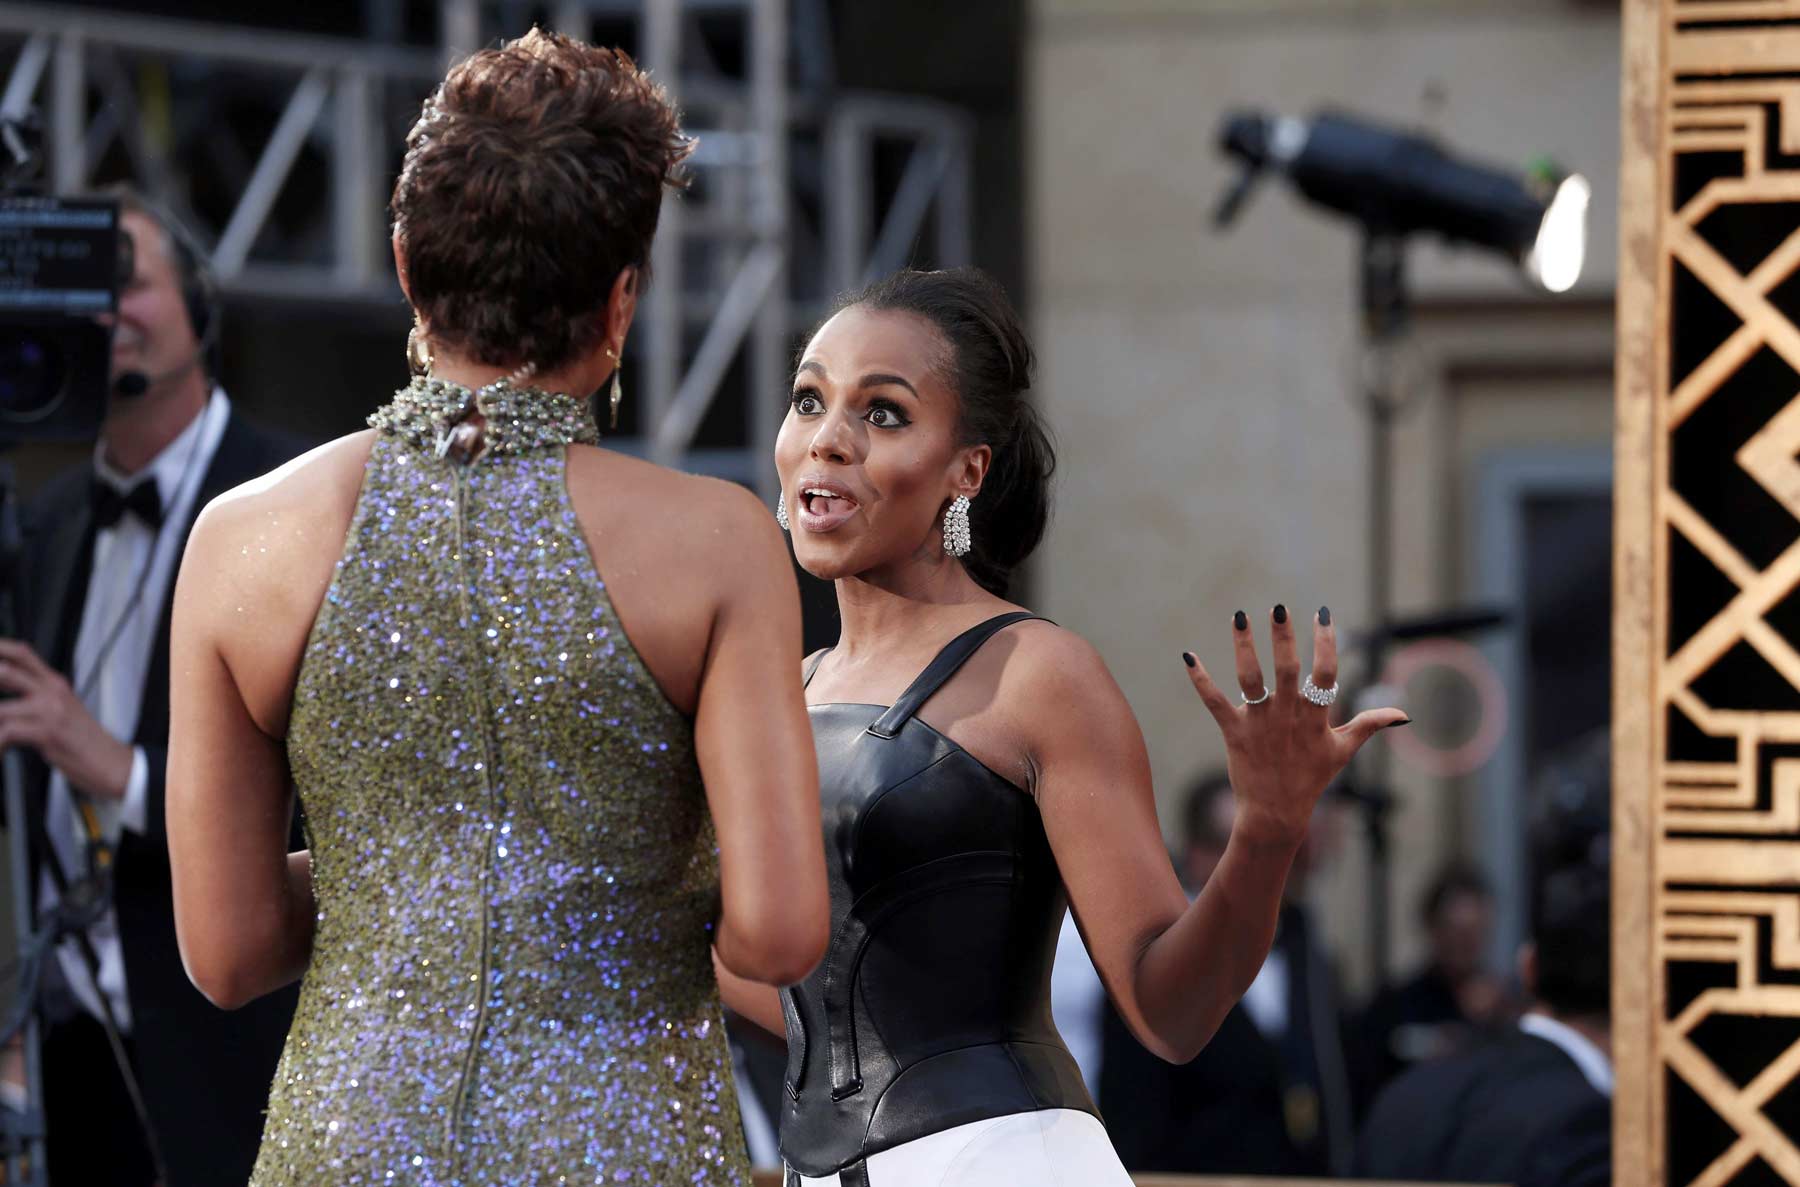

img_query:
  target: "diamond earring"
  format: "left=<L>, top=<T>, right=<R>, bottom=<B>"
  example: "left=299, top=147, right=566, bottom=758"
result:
left=605, top=346, right=623, bottom=429
left=406, top=315, right=434, bottom=376
left=942, top=494, right=972, bottom=557
left=775, top=493, right=790, bottom=531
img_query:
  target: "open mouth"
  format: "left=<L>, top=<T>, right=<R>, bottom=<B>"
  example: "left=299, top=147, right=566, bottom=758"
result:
left=795, top=480, right=860, bottom=531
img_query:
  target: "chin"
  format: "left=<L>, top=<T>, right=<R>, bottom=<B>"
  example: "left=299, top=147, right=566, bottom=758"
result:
left=791, top=537, right=865, bottom=583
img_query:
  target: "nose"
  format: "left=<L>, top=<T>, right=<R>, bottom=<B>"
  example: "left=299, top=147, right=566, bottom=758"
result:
left=808, top=408, right=856, bottom=465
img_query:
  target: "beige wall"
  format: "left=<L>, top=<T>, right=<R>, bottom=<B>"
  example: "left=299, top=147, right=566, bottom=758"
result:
left=1026, top=0, right=1620, bottom=990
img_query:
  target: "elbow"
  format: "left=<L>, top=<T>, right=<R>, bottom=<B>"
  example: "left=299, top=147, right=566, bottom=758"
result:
left=718, top=900, right=829, bottom=987
left=183, top=951, right=262, bottom=1011
left=178, top=925, right=278, bottom=1011
left=1151, top=1035, right=1208, bottom=1066
left=1129, top=1007, right=1218, bottom=1066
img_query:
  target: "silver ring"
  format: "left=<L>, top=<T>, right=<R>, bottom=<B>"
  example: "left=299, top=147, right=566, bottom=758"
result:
left=1240, top=685, right=1272, bottom=706
left=1300, top=676, right=1338, bottom=707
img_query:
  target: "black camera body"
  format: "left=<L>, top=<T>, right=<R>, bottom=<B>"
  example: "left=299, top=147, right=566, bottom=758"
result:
left=1, top=111, right=123, bottom=445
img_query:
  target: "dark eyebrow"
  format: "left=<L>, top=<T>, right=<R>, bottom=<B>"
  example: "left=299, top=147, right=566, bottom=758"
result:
left=797, top=360, right=827, bottom=381
left=859, top=372, right=919, bottom=399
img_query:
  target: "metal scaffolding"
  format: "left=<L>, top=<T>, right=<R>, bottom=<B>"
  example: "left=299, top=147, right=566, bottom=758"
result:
left=0, top=0, right=973, bottom=493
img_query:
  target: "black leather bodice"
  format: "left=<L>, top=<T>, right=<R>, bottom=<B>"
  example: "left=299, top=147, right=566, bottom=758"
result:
left=778, top=613, right=1097, bottom=1176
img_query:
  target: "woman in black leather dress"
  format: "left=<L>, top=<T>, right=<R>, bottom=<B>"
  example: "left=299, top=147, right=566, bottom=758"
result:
left=716, top=268, right=1407, bottom=1186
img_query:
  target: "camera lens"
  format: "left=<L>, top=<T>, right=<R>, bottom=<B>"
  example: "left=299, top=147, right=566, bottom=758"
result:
left=0, top=330, right=68, bottom=422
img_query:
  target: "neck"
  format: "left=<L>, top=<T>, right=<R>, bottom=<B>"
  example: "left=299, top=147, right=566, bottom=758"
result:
left=427, top=349, right=599, bottom=402
left=830, top=552, right=1000, bottom=660
left=100, top=372, right=210, bottom=475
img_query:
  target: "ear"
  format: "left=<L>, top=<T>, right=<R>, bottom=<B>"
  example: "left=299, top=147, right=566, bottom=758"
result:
left=953, top=442, right=992, bottom=499
left=392, top=229, right=414, bottom=307
left=605, top=266, right=640, bottom=357
left=1517, top=942, right=1539, bottom=998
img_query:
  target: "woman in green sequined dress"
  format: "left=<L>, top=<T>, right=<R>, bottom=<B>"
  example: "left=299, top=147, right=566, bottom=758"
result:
left=164, top=31, right=827, bottom=1186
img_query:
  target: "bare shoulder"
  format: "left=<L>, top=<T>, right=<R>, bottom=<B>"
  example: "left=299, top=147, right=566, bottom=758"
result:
left=565, top=444, right=785, bottom=557
left=995, top=619, right=1138, bottom=739
left=184, top=430, right=377, bottom=602
left=1002, top=619, right=1116, bottom=689
left=195, top=430, right=376, bottom=538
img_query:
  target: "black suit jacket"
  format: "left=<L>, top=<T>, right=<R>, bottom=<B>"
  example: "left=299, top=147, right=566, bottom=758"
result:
left=18, top=408, right=306, bottom=1187
left=1353, top=1027, right=1611, bottom=1186
left=1098, top=904, right=1353, bottom=1177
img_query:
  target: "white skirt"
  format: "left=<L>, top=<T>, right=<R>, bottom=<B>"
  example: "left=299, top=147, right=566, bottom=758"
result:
left=784, top=1109, right=1132, bottom=1187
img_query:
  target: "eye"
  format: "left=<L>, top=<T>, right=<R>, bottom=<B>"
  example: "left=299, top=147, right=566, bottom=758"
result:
left=866, top=402, right=910, bottom=428
left=791, top=390, right=823, bottom=416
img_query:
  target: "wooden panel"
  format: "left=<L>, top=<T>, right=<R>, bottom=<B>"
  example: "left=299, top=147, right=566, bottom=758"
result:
left=1619, top=1, right=1800, bottom=1183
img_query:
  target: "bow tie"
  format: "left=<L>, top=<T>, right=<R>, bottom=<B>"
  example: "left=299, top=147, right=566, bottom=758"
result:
left=91, top=477, right=163, bottom=530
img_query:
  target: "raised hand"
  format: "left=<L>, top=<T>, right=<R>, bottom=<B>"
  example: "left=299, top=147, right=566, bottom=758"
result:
left=1182, top=605, right=1408, bottom=844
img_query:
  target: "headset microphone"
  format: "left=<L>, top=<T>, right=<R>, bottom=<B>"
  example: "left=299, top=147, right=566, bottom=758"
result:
left=109, top=313, right=218, bottom=399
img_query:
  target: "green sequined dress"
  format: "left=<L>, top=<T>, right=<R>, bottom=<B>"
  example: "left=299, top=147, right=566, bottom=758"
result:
left=254, top=380, right=751, bottom=1186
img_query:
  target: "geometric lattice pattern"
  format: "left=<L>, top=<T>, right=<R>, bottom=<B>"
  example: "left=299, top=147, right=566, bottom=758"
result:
left=1647, top=6, right=1800, bottom=1186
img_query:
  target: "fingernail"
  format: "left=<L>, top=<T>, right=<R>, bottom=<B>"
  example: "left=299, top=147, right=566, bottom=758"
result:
left=1233, top=610, right=1248, bottom=631
left=1385, top=717, right=1413, bottom=729
left=1273, top=603, right=1288, bottom=625
left=1183, top=651, right=1197, bottom=668
left=1318, top=605, right=1331, bottom=627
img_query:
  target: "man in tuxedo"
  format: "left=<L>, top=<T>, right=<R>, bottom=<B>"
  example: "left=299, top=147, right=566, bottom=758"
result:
left=3, top=187, right=304, bottom=1186
left=1353, top=861, right=1513, bottom=1103
left=1354, top=736, right=1612, bottom=1187
left=1098, top=770, right=1356, bottom=1177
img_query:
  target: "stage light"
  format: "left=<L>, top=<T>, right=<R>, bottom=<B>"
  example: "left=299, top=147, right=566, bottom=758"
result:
left=1215, top=108, right=1589, bottom=293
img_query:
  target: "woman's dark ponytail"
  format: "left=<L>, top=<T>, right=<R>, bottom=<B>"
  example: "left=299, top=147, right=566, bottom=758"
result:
left=841, top=267, right=1055, bottom=597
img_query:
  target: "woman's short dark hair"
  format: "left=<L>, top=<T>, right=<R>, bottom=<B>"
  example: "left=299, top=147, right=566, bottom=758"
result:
left=837, top=267, right=1055, bottom=598
left=391, top=29, right=691, bottom=373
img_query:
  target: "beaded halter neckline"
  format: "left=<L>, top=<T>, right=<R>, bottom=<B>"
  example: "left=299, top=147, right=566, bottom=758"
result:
left=369, top=374, right=601, bottom=459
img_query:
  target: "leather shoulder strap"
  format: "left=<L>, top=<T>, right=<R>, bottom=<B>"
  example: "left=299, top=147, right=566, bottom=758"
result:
left=867, top=611, right=1042, bottom=740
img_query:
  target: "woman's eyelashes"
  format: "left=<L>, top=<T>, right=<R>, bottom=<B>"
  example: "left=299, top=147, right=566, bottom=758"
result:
left=788, top=387, right=912, bottom=429
left=865, top=399, right=910, bottom=428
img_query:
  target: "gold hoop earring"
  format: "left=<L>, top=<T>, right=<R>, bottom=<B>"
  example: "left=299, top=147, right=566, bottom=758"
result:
left=606, top=345, right=623, bottom=430
left=407, top=315, right=434, bottom=376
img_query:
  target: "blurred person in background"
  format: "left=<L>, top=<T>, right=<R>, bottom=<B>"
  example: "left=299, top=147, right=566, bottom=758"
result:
left=1353, top=861, right=1516, bottom=1101
left=6, top=185, right=303, bottom=1186
left=1099, top=769, right=1356, bottom=1177
left=1354, top=733, right=1611, bottom=1187
left=712, top=267, right=1406, bottom=1185
left=165, top=31, right=827, bottom=1185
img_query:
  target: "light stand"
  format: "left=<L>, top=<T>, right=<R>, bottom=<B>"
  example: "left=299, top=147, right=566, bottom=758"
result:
left=0, top=462, right=45, bottom=1187
left=1214, top=107, right=1586, bottom=990
left=1353, top=232, right=1415, bottom=992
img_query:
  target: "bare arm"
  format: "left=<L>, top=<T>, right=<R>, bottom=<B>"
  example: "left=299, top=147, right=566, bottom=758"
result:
left=694, top=489, right=829, bottom=987
left=712, top=948, right=788, bottom=1038
left=166, top=498, right=316, bottom=1009
left=1031, top=608, right=1403, bottom=1063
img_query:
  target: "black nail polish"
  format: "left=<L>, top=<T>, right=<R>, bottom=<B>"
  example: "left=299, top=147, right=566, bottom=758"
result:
left=1318, top=605, right=1331, bottom=627
left=1233, top=610, right=1248, bottom=631
left=1182, top=651, right=1197, bottom=668
left=1273, top=604, right=1288, bottom=625
left=1385, top=717, right=1413, bottom=729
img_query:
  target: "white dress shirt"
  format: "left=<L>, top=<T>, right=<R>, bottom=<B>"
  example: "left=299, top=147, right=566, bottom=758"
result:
left=1518, top=1010, right=1614, bottom=1098
left=41, top=387, right=230, bottom=1031
left=1050, top=910, right=1106, bottom=1095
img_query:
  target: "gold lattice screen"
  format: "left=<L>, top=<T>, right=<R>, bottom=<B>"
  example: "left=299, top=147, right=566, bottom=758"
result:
left=1618, top=3, right=1800, bottom=1184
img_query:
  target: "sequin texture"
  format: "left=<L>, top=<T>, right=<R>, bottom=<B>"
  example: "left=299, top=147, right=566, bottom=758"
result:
left=258, top=383, right=748, bottom=1185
